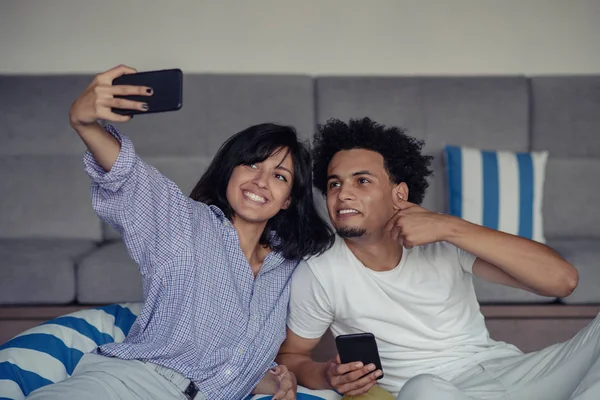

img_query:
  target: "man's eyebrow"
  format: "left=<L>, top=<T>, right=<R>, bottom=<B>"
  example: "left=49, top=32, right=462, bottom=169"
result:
left=352, top=170, right=376, bottom=177
left=327, top=171, right=377, bottom=181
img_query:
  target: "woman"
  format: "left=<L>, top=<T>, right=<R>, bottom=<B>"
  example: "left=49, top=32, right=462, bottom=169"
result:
left=27, top=65, right=334, bottom=400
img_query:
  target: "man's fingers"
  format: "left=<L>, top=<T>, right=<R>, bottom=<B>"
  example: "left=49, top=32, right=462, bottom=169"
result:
left=329, top=362, right=365, bottom=391
left=388, top=221, right=406, bottom=246
left=337, top=378, right=375, bottom=395
left=384, top=211, right=402, bottom=233
left=344, top=380, right=377, bottom=396
left=335, top=361, right=364, bottom=376
left=334, top=364, right=376, bottom=392
left=396, top=197, right=416, bottom=210
left=337, top=369, right=381, bottom=395
left=389, top=225, right=402, bottom=243
left=344, top=365, right=378, bottom=384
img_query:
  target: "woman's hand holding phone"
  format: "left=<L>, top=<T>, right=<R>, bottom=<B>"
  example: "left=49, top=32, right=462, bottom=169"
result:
left=324, top=354, right=382, bottom=396
left=69, top=64, right=152, bottom=129
left=68, top=65, right=153, bottom=172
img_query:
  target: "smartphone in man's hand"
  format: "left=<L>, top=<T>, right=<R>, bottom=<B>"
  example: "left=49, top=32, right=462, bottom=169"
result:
left=335, top=333, right=384, bottom=380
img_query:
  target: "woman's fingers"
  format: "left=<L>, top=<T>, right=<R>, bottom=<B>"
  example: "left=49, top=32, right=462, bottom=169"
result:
left=98, top=64, right=137, bottom=83
left=273, top=384, right=294, bottom=400
left=70, top=65, right=142, bottom=127
left=109, top=85, right=153, bottom=96
left=93, top=83, right=151, bottom=112
left=102, top=112, right=133, bottom=123
left=105, top=97, right=148, bottom=112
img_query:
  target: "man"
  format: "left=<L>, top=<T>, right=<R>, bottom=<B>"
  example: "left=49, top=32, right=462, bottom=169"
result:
left=277, top=117, right=600, bottom=399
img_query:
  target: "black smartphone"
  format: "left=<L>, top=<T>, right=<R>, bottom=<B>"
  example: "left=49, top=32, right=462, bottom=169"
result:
left=111, top=68, right=183, bottom=115
left=335, top=333, right=384, bottom=380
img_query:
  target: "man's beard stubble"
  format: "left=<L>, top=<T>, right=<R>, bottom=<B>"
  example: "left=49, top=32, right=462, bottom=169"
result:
left=336, top=227, right=367, bottom=238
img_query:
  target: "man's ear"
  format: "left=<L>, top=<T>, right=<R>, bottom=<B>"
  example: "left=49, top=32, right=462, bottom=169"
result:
left=392, top=183, right=409, bottom=210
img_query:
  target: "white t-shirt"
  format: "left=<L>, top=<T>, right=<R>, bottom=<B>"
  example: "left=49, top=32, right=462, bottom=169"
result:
left=288, top=236, right=522, bottom=395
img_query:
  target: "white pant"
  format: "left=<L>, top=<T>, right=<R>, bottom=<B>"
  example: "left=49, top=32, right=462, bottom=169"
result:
left=26, top=353, right=204, bottom=400
left=397, top=313, right=600, bottom=400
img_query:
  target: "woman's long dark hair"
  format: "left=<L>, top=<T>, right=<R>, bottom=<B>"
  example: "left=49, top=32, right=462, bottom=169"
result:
left=190, top=123, right=334, bottom=260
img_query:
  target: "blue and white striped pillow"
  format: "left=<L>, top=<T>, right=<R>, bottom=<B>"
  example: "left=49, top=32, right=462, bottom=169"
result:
left=0, top=303, right=339, bottom=400
left=0, top=303, right=142, bottom=399
left=444, top=145, right=548, bottom=243
left=249, top=388, right=341, bottom=400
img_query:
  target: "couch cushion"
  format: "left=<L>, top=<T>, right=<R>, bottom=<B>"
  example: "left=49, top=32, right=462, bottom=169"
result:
left=0, top=155, right=102, bottom=240
left=444, top=146, right=548, bottom=243
left=550, top=239, right=600, bottom=304
left=102, top=156, right=213, bottom=240
left=76, top=242, right=143, bottom=304
left=422, top=77, right=530, bottom=154
left=531, top=76, right=600, bottom=157
left=543, top=158, right=600, bottom=239
left=423, top=77, right=530, bottom=214
left=315, top=77, right=425, bottom=139
left=107, top=74, right=316, bottom=157
left=0, top=75, right=93, bottom=156
left=0, top=240, right=95, bottom=304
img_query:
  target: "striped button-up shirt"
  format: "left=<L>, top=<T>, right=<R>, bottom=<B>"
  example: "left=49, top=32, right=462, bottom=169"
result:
left=85, top=125, right=298, bottom=400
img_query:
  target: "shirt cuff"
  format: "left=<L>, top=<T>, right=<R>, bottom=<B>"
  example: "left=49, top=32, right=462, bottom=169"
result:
left=83, top=124, right=137, bottom=192
left=286, top=321, right=327, bottom=341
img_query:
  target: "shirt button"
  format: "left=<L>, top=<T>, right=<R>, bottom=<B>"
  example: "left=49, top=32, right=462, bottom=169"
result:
left=239, top=349, right=245, bottom=355
left=225, top=369, right=231, bottom=375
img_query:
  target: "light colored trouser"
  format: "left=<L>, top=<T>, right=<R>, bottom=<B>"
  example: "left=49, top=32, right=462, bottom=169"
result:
left=26, top=353, right=204, bottom=400
left=396, top=313, right=600, bottom=400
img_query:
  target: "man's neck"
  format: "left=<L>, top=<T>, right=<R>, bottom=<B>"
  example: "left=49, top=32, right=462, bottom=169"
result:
left=344, top=233, right=403, bottom=272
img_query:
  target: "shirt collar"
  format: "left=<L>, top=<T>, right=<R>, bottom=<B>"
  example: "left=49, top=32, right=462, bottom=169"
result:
left=209, top=204, right=285, bottom=256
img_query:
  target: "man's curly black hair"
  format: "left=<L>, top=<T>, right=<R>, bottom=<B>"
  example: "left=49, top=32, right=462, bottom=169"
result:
left=312, top=117, right=434, bottom=205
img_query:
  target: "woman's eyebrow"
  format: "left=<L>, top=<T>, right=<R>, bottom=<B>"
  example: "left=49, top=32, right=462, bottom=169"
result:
left=275, top=165, right=293, bottom=175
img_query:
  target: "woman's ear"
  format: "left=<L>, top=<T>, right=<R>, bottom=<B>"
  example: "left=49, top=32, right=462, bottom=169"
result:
left=282, top=197, right=292, bottom=210
left=392, top=183, right=409, bottom=210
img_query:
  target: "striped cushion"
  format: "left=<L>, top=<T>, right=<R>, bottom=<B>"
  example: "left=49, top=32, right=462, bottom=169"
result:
left=444, top=145, right=548, bottom=243
left=248, top=388, right=341, bottom=400
left=0, top=303, right=339, bottom=400
left=0, top=303, right=142, bottom=399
